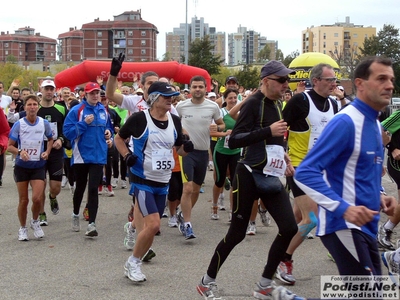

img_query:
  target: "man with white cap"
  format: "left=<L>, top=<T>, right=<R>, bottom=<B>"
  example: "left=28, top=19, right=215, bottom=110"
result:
left=197, top=60, right=305, bottom=300
left=115, top=81, right=193, bottom=282
left=37, top=79, right=67, bottom=226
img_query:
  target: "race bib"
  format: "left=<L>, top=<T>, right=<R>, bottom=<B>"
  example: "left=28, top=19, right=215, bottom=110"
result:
left=21, top=139, right=42, bottom=161
left=263, top=145, right=286, bottom=177
left=151, top=149, right=174, bottom=171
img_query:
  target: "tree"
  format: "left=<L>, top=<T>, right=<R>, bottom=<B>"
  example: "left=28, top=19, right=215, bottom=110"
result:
left=359, top=24, right=400, bottom=92
left=282, top=50, right=300, bottom=67
left=188, top=36, right=225, bottom=75
left=275, top=49, right=284, bottom=62
left=235, top=64, right=260, bottom=89
left=257, top=45, right=271, bottom=62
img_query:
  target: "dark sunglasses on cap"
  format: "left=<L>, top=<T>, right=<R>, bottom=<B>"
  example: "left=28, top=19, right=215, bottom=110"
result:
left=267, top=76, right=291, bottom=84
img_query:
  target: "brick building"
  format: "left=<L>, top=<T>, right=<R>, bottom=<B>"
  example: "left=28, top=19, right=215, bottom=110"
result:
left=58, top=10, right=158, bottom=62
left=0, top=26, right=57, bottom=62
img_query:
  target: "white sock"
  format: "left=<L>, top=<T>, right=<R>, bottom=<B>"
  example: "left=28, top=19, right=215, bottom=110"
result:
left=129, top=255, right=140, bottom=263
left=184, top=222, right=192, bottom=227
left=384, top=220, right=396, bottom=231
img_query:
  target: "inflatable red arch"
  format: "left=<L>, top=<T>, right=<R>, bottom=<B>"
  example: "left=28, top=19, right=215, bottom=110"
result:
left=54, top=60, right=212, bottom=91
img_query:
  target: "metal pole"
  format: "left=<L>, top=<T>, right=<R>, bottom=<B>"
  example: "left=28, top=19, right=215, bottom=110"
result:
left=185, top=0, right=188, bottom=89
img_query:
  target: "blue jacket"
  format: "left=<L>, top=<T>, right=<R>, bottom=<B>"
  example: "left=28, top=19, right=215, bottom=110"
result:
left=294, top=99, right=383, bottom=238
left=63, top=100, right=113, bottom=165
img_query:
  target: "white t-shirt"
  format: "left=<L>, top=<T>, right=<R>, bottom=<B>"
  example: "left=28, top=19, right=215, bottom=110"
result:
left=176, top=98, right=221, bottom=151
left=0, top=95, right=12, bottom=113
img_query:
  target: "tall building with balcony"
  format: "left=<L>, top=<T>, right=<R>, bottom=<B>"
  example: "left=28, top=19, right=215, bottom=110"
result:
left=228, top=25, right=275, bottom=66
left=165, top=16, right=226, bottom=63
left=0, top=27, right=57, bottom=62
left=301, top=16, right=376, bottom=59
left=58, top=10, right=158, bottom=62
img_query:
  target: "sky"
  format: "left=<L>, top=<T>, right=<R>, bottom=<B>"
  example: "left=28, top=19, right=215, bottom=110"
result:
left=1, top=0, right=399, bottom=61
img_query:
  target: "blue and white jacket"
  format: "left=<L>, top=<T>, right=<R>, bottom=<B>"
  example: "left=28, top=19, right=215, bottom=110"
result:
left=294, top=99, right=383, bottom=238
left=63, top=100, right=113, bottom=165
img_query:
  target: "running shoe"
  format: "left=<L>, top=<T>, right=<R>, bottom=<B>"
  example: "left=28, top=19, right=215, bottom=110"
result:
left=18, top=227, right=29, bottom=241
left=218, top=195, right=226, bottom=211
left=124, top=222, right=136, bottom=250
left=83, top=207, right=89, bottom=221
left=177, top=211, right=185, bottom=236
left=208, top=162, right=214, bottom=171
left=61, top=175, right=68, bottom=188
left=124, top=259, right=146, bottom=282
left=276, top=260, right=296, bottom=285
left=70, top=184, right=75, bottom=195
left=211, top=213, right=220, bottom=220
left=258, top=204, right=271, bottom=227
left=253, top=282, right=305, bottom=300
left=30, top=219, right=44, bottom=239
left=49, top=193, right=59, bottom=215
left=85, top=222, right=98, bottom=237
left=39, top=212, right=48, bottom=226
left=98, top=185, right=103, bottom=195
left=162, top=206, right=168, bottom=218
left=327, top=253, right=336, bottom=263
left=377, top=222, right=395, bottom=250
left=199, top=187, right=205, bottom=193
left=168, top=215, right=178, bottom=228
left=246, top=222, right=257, bottom=235
left=306, top=232, right=314, bottom=239
left=105, top=185, right=114, bottom=197
left=142, top=248, right=156, bottom=262
left=271, top=285, right=305, bottom=300
left=185, top=224, right=196, bottom=240
left=121, top=180, right=127, bottom=189
left=72, top=213, right=80, bottom=232
left=382, top=251, right=400, bottom=276
left=111, top=178, right=118, bottom=188
left=196, top=279, right=221, bottom=300
left=224, top=177, right=231, bottom=190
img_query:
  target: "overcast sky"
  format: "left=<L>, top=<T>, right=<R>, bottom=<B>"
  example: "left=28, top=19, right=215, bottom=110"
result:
left=1, top=0, right=399, bottom=61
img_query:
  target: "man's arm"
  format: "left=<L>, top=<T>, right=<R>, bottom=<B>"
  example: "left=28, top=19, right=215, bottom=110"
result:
left=105, top=75, right=124, bottom=106
left=105, top=53, right=125, bottom=105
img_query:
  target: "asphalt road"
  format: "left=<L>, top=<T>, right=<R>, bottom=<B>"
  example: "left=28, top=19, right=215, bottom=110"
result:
left=0, top=154, right=397, bottom=300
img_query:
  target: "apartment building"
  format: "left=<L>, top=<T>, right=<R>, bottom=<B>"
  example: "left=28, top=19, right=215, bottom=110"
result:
left=165, top=16, right=226, bottom=63
left=302, top=16, right=376, bottom=60
left=0, top=26, right=57, bottom=62
left=58, top=10, right=158, bottom=62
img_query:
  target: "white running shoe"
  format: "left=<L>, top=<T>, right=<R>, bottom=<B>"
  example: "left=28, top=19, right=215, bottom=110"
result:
left=111, top=178, right=118, bottom=188
left=124, top=222, right=136, bottom=250
left=120, top=180, right=127, bottom=189
left=85, top=222, right=98, bottom=237
left=218, top=194, right=226, bottom=211
left=168, top=215, right=178, bottom=228
left=211, top=213, right=220, bottom=220
left=124, top=259, right=146, bottom=282
left=30, top=219, right=44, bottom=238
left=246, top=222, right=256, bottom=235
left=72, top=213, right=80, bottom=232
left=105, top=185, right=115, bottom=197
left=61, top=175, right=68, bottom=188
left=18, top=227, right=29, bottom=241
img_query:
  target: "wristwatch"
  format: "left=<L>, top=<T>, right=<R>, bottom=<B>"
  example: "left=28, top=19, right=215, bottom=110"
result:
left=18, top=149, right=22, bottom=155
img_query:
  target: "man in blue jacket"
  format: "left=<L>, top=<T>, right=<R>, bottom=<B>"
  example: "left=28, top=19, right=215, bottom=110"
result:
left=63, top=82, right=113, bottom=237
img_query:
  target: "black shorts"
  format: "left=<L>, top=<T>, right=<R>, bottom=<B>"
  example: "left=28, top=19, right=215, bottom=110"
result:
left=168, top=171, right=183, bottom=201
left=180, top=150, right=208, bottom=186
left=45, top=151, right=63, bottom=181
left=14, top=165, right=46, bottom=182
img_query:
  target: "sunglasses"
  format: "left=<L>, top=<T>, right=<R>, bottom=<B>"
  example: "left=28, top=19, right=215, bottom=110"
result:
left=319, top=77, right=337, bottom=82
left=267, top=77, right=290, bottom=84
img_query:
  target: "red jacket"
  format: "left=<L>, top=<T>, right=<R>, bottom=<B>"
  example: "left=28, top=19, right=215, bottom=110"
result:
left=0, top=109, right=10, bottom=154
